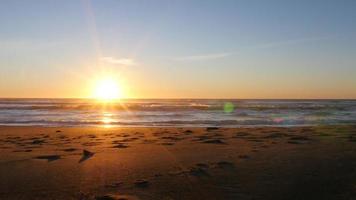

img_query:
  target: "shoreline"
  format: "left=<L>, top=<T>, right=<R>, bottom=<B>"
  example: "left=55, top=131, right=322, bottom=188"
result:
left=1, top=123, right=355, bottom=128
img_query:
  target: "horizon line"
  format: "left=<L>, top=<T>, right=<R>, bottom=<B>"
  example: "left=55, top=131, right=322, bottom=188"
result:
left=0, top=97, right=356, bottom=101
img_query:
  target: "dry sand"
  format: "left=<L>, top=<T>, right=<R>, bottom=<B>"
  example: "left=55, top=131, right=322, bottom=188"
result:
left=1, top=125, right=356, bottom=200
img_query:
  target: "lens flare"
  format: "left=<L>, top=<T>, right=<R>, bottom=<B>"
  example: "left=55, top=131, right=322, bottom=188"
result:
left=223, top=102, right=235, bottom=113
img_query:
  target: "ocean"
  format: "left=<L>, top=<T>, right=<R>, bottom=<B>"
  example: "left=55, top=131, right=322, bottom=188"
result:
left=0, top=99, right=355, bottom=127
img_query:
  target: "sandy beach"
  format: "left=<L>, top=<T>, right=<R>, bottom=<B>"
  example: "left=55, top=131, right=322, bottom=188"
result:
left=1, top=0, right=356, bottom=199
left=1, top=125, right=356, bottom=200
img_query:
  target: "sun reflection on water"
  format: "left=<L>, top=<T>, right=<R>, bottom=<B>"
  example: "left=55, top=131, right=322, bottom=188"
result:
left=101, top=112, right=115, bottom=128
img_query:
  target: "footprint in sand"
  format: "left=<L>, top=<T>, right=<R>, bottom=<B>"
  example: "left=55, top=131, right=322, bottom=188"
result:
left=79, top=150, right=95, bottom=163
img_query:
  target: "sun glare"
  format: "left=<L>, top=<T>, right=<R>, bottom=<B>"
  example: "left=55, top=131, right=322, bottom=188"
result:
left=93, top=78, right=122, bottom=101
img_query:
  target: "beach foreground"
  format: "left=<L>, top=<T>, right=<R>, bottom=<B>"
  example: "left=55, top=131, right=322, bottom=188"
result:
left=1, top=125, right=356, bottom=200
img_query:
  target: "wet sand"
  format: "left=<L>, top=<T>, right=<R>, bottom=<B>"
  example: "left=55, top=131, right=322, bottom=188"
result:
left=1, top=125, right=356, bottom=200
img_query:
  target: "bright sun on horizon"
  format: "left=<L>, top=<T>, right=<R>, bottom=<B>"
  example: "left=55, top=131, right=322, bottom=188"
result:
left=92, top=78, right=123, bottom=101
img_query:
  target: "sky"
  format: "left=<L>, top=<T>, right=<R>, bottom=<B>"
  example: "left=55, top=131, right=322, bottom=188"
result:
left=0, top=0, right=356, bottom=99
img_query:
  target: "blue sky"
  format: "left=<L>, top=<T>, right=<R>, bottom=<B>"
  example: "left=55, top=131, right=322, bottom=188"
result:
left=0, top=0, right=355, bottom=98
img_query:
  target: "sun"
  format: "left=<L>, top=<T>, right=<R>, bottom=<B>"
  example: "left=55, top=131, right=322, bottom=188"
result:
left=93, top=78, right=123, bottom=101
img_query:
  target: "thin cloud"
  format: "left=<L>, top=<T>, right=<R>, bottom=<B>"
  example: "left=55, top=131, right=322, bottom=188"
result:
left=0, top=39, right=63, bottom=51
left=100, top=56, right=136, bottom=66
left=251, top=36, right=331, bottom=50
left=175, top=52, right=236, bottom=61
left=173, top=36, right=331, bottom=62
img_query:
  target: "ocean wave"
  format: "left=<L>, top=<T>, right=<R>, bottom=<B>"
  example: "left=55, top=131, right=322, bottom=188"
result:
left=0, top=99, right=356, bottom=127
left=0, top=102, right=354, bottom=112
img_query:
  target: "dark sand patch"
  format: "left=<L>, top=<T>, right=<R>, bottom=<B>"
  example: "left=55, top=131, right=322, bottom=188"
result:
left=113, top=138, right=138, bottom=143
left=134, top=179, right=149, bottom=188
left=82, top=141, right=102, bottom=146
left=206, top=127, right=219, bottom=131
left=31, top=139, right=46, bottom=145
left=112, top=143, right=129, bottom=148
left=87, top=134, right=97, bottom=139
left=263, top=132, right=290, bottom=139
left=318, top=133, right=332, bottom=137
left=95, top=194, right=138, bottom=200
left=216, top=161, right=235, bottom=169
left=233, top=132, right=250, bottom=138
left=202, top=139, right=226, bottom=144
left=189, top=167, right=210, bottom=177
left=35, top=155, right=61, bottom=162
left=348, top=138, right=356, bottom=142
left=13, top=149, right=32, bottom=152
left=287, top=140, right=304, bottom=144
left=62, top=148, right=77, bottom=152
left=289, top=136, right=311, bottom=141
left=238, top=155, right=250, bottom=159
left=160, top=142, right=175, bottom=146
left=141, top=139, right=157, bottom=144
left=161, top=136, right=182, bottom=141
left=104, top=182, right=123, bottom=188
left=196, top=163, right=210, bottom=168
